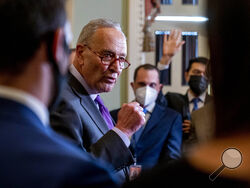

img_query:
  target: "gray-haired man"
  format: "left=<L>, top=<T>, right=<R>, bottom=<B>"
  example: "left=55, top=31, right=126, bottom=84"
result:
left=50, top=18, right=145, bottom=181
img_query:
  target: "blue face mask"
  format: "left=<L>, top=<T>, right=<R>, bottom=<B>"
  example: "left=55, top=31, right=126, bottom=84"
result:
left=188, top=75, right=208, bottom=96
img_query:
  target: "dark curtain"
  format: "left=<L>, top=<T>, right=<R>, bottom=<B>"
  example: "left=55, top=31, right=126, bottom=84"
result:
left=182, top=35, right=198, bottom=85
left=182, top=0, right=198, bottom=5
left=155, top=33, right=171, bottom=85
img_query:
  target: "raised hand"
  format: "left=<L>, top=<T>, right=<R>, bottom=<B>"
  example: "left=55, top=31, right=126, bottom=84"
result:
left=159, top=29, right=185, bottom=66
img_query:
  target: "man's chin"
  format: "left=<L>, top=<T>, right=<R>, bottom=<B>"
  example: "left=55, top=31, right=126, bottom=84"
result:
left=99, top=84, right=115, bottom=93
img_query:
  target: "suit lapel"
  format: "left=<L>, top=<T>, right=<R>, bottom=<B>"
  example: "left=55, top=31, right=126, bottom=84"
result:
left=134, top=104, right=165, bottom=144
left=67, top=73, right=109, bottom=134
left=205, top=93, right=212, bottom=104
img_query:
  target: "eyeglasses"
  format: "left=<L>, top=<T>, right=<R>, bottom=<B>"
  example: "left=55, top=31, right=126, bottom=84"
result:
left=84, top=45, right=130, bottom=69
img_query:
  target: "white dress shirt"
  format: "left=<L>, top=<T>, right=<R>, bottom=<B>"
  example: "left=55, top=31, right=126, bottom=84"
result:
left=143, top=101, right=155, bottom=124
left=0, top=85, right=49, bottom=126
left=187, top=89, right=206, bottom=112
left=157, top=62, right=169, bottom=71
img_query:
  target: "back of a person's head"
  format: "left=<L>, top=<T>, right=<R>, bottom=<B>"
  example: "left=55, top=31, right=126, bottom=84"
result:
left=0, top=0, right=66, bottom=73
left=207, top=0, right=250, bottom=136
left=77, top=18, right=125, bottom=45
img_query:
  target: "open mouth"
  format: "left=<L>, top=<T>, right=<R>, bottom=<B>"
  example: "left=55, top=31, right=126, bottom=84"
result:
left=104, top=77, right=116, bottom=83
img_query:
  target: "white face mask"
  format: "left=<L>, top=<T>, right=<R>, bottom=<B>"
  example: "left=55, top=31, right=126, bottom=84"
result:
left=135, top=86, right=158, bottom=107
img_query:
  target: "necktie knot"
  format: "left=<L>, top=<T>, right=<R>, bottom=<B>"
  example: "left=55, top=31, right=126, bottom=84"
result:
left=95, top=95, right=105, bottom=106
left=95, top=95, right=114, bottom=130
left=191, top=97, right=200, bottom=112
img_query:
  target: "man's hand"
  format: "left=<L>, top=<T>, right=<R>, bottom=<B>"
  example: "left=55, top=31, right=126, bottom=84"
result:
left=116, top=102, right=145, bottom=138
left=182, top=119, right=191, bottom=134
left=159, top=29, right=185, bottom=66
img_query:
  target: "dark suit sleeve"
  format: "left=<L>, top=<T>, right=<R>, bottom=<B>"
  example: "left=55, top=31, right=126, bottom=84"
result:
left=91, top=130, right=134, bottom=170
left=163, top=113, right=183, bottom=160
left=50, top=99, right=134, bottom=171
left=165, top=92, right=187, bottom=116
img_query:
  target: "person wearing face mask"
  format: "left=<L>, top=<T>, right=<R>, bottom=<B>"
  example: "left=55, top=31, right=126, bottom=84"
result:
left=111, top=64, right=182, bottom=169
left=165, top=57, right=213, bottom=155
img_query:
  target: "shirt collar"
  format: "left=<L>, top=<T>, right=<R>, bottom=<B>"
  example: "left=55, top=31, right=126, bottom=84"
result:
left=0, top=85, right=49, bottom=126
left=144, top=101, right=155, bottom=114
left=187, top=89, right=206, bottom=103
left=69, top=64, right=97, bottom=101
left=133, top=99, right=155, bottom=114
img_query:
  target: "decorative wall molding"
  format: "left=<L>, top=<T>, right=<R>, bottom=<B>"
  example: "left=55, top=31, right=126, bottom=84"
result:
left=127, top=0, right=145, bottom=101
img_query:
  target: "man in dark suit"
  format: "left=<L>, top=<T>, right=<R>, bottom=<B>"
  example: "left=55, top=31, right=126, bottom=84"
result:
left=50, top=19, right=145, bottom=181
left=191, top=101, right=215, bottom=144
left=0, top=0, right=120, bottom=187
left=165, top=57, right=213, bottom=154
left=111, top=64, right=182, bottom=169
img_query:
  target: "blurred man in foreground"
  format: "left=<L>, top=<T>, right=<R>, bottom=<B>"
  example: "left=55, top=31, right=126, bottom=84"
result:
left=0, top=0, right=120, bottom=187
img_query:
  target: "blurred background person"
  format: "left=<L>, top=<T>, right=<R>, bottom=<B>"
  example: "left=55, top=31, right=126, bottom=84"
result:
left=123, top=0, right=250, bottom=186
left=165, top=57, right=213, bottom=155
left=0, top=0, right=120, bottom=187
left=111, top=64, right=182, bottom=170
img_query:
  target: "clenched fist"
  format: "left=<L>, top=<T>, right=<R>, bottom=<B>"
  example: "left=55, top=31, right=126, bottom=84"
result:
left=115, top=102, right=145, bottom=138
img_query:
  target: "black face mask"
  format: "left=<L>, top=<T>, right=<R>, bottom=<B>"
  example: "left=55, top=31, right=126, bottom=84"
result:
left=188, top=75, right=208, bottom=96
left=46, top=32, right=69, bottom=111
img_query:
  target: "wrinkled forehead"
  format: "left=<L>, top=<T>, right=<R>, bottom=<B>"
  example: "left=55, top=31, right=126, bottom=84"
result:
left=89, top=27, right=127, bottom=56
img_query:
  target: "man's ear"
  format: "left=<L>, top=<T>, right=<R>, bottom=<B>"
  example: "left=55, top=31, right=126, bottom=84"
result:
left=159, top=83, right=163, bottom=91
left=75, top=44, right=85, bottom=65
left=184, top=71, right=189, bottom=83
left=52, top=28, right=69, bottom=74
left=131, top=82, right=137, bottom=95
left=130, top=82, right=134, bottom=90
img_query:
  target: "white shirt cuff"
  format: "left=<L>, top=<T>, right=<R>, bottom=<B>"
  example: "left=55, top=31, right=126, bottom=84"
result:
left=157, top=62, right=169, bottom=71
left=112, top=127, right=130, bottom=147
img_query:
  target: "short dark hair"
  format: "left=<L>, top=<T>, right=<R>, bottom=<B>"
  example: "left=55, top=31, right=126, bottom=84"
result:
left=133, top=64, right=160, bottom=81
left=186, top=57, right=209, bottom=72
left=0, top=0, right=66, bottom=72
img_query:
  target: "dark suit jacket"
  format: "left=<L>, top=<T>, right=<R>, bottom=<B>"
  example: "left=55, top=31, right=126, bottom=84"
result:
left=0, top=97, right=119, bottom=188
left=165, top=91, right=213, bottom=119
left=191, top=101, right=215, bottom=143
left=110, top=93, right=182, bottom=169
left=50, top=73, right=134, bottom=180
left=165, top=91, right=213, bottom=154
